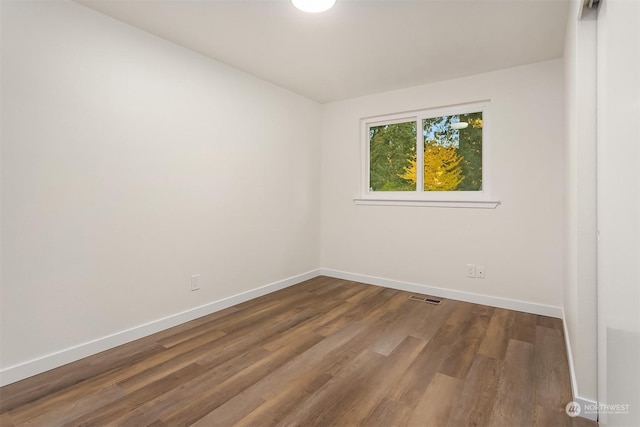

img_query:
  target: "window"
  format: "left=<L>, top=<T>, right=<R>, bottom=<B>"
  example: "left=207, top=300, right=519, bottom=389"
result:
left=358, top=101, right=498, bottom=208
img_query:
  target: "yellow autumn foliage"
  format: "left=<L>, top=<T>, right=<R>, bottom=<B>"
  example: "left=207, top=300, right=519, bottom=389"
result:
left=399, top=141, right=464, bottom=191
left=470, top=118, right=483, bottom=129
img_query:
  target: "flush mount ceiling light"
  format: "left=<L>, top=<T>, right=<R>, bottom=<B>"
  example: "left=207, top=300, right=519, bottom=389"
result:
left=450, top=122, right=469, bottom=130
left=292, top=0, right=336, bottom=13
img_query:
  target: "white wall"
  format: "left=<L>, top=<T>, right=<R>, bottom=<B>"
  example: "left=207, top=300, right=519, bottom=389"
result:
left=596, top=0, right=640, bottom=425
left=0, top=0, right=321, bottom=381
left=563, top=0, right=598, bottom=404
left=320, top=60, right=566, bottom=308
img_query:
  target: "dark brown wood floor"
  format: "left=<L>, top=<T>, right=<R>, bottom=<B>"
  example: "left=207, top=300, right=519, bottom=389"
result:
left=0, top=276, right=597, bottom=426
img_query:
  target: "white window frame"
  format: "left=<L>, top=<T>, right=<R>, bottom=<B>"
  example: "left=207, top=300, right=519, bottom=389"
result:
left=355, top=100, right=499, bottom=209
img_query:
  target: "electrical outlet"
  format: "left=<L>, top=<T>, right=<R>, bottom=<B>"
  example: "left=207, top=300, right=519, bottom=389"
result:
left=477, top=266, right=485, bottom=279
left=191, top=274, right=200, bottom=291
left=467, top=264, right=476, bottom=278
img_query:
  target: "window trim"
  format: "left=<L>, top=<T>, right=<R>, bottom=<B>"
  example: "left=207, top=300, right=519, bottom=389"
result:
left=358, top=100, right=499, bottom=208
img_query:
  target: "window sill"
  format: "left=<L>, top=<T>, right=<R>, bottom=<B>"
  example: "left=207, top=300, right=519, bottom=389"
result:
left=353, top=198, right=501, bottom=209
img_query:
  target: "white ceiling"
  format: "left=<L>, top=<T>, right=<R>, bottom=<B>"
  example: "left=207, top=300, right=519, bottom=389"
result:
left=76, top=0, right=570, bottom=103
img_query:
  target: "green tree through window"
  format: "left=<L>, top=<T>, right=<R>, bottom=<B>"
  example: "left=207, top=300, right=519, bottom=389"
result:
left=368, top=112, right=483, bottom=192
left=369, top=121, right=416, bottom=191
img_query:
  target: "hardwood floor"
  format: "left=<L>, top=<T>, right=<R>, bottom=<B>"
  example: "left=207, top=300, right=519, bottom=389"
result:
left=0, top=276, right=597, bottom=426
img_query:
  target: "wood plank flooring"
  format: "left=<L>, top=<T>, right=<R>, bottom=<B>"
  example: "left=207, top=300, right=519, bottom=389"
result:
left=0, top=276, right=597, bottom=426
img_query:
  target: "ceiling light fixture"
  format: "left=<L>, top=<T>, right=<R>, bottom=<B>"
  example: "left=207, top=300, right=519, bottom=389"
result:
left=292, top=0, right=336, bottom=13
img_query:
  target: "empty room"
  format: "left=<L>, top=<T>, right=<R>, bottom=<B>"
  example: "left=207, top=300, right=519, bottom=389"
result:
left=0, top=0, right=638, bottom=426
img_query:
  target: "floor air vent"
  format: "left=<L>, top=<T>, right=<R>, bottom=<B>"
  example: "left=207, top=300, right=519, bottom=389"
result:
left=408, top=295, right=442, bottom=305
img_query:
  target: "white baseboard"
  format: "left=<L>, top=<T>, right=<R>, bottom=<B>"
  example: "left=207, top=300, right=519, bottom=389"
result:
left=0, top=269, right=321, bottom=387
left=562, top=311, right=580, bottom=407
left=561, top=310, right=599, bottom=422
left=320, top=268, right=563, bottom=318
